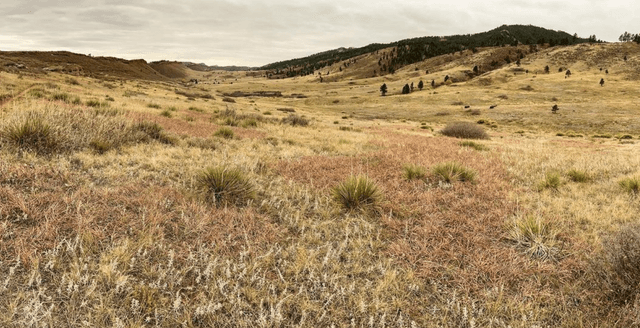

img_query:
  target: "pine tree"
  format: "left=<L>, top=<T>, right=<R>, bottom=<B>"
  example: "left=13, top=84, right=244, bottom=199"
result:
left=380, top=83, right=388, bottom=96
left=418, top=80, right=424, bottom=91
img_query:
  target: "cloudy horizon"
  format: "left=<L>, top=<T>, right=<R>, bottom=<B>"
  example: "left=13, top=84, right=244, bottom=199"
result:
left=1, top=1, right=638, bottom=67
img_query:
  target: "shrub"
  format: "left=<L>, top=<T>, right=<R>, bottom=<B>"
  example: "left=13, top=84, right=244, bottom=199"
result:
left=214, top=127, right=234, bottom=139
left=507, top=215, right=559, bottom=260
left=223, top=117, right=238, bottom=127
left=196, top=167, right=254, bottom=206
left=168, top=106, right=178, bottom=112
left=1, top=113, right=57, bottom=154
left=71, top=97, right=82, bottom=105
left=263, top=111, right=272, bottom=115
left=537, top=172, right=562, bottom=191
left=432, top=162, right=477, bottom=183
left=619, top=176, right=640, bottom=194
left=282, top=114, right=309, bottom=127
left=459, top=141, right=489, bottom=151
left=147, top=103, right=161, bottom=109
left=332, top=175, right=381, bottom=212
left=160, top=110, right=172, bottom=118
left=402, top=164, right=427, bottom=181
left=222, top=97, right=236, bottom=103
left=441, top=122, right=489, bottom=139
left=598, top=223, right=640, bottom=303
left=567, top=169, right=591, bottom=183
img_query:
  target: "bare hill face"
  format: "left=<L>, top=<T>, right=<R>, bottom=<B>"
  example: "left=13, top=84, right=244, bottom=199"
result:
left=0, top=51, right=192, bottom=81
left=148, top=61, right=190, bottom=79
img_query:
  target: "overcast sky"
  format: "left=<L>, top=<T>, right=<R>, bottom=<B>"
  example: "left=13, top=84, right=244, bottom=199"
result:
left=1, top=1, right=638, bottom=67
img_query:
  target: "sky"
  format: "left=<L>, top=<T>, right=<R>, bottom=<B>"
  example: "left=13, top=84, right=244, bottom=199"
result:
left=1, top=0, right=638, bottom=67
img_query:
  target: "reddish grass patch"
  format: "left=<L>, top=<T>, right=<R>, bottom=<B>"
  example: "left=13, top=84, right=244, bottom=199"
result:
left=277, top=132, right=579, bottom=298
left=0, top=163, right=280, bottom=264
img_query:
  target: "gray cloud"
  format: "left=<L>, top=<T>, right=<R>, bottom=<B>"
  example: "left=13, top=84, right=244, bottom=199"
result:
left=0, top=0, right=637, bottom=66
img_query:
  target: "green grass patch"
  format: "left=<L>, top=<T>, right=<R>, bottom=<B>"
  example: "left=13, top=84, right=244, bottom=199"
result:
left=566, top=169, right=591, bottom=183
left=402, top=164, right=427, bottom=181
left=459, top=141, right=489, bottom=151
left=332, top=175, right=381, bottom=212
left=214, top=127, right=234, bottom=139
left=619, top=176, right=640, bottom=195
left=196, top=167, right=254, bottom=206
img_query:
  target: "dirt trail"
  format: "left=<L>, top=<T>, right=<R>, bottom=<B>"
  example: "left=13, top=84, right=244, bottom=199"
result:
left=0, top=83, right=39, bottom=107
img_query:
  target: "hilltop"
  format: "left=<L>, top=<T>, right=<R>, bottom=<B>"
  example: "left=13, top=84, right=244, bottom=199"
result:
left=262, top=24, right=592, bottom=78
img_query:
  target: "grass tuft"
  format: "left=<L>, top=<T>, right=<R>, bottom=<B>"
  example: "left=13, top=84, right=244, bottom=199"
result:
left=282, top=114, right=309, bottom=127
left=196, top=167, right=254, bottom=206
left=402, top=164, right=427, bottom=181
left=459, top=141, right=489, bottom=151
left=134, top=121, right=175, bottom=144
left=1, top=112, right=57, bottom=154
left=618, top=176, right=640, bottom=194
left=507, top=215, right=559, bottom=260
left=597, top=223, right=640, bottom=303
left=332, top=175, right=381, bottom=212
left=441, top=122, right=489, bottom=139
left=214, top=127, right=234, bottom=139
left=537, top=172, right=562, bottom=191
left=432, top=162, right=477, bottom=183
left=567, top=169, right=591, bottom=183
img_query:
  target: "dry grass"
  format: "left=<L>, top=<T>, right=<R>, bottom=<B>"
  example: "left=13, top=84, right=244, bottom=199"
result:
left=441, top=122, right=489, bottom=140
left=1, top=45, right=640, bottom=325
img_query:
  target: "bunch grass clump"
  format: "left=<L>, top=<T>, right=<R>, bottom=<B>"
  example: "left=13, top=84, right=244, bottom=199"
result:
left=459, top=141, right=489, bottom=151
left=332, top=175, right=381, bottom=211
left=508, top=215, right=559, bottom=260
left=432, top=162, right=477, bottom=183
left=441, top=122, right=489, bottom=140
left=619, top=175, right=640, bottom=194
left=196, top=166, right=254, bottom=206
left=537, top=172, right=562, bottom=191
left=282, top=114, right=309, bottom=127
left=214, top=127, right=234, bottom=139
left=133, top=121, right=176, bottom=145
left=567, top=169, right=591, bottom=183
left=1, top=112, right=57, bottom=154
left=402, top=164, right=427, bottom=181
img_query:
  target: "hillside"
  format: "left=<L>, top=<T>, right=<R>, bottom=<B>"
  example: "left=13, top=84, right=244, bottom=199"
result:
left=262, top=24, right=592, bottom=78
left=0, top=51, right=193, bottom=81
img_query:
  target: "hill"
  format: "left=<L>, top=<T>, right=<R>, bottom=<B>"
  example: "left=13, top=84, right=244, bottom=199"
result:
left=261, top=24, right=592, bottom=78
left=0, top=51, right=192, bottom=81
left=183, top=62, right=256, bottom=72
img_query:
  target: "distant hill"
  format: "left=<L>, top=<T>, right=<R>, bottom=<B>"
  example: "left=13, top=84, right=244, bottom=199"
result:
left=0, top=51, right=178, bottom=81
left=261, top=24, right=594, bottom=78
left=183, top=62, right=256, bottom=72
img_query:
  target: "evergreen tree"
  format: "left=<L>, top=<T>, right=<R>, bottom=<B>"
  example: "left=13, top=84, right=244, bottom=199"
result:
left=402, top=84, right=411, bottom=94
left=418, top=80, right=424, bottom=91
left=380, top=83, right=388, bottom=96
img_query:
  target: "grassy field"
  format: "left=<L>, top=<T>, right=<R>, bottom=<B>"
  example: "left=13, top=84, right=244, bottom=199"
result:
left=1, top=42, right=640, bottom=327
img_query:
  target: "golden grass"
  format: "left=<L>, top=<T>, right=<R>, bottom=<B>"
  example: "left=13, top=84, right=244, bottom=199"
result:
left=1, top=44, right=640, bottom=325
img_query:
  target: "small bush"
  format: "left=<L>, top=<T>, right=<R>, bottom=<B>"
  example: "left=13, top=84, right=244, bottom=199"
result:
left=402, top=164, right=427, bottom=181
left=263, top=111, right=272, bottom=115
left=1, top=113, right=57, bottom=154
left=282, top=114, right=309, bottom=127
left=160, top=110, right=172, bottom=118
left=71, top=97, right=82, bottom=105
left=459, top=141, right=489, bottom=151
left=105, top=96, right=115, bottom=102
left=619, top=176, right=640, bottom=194
left=432, top=162, right=477, bottom=183
left=188, top=106, right=204, bottom=113
left=147, top=103, right=161, bottom=109
left=567, top=169, right=591, bottom=183
left=332, top=175, right=381, bottom=212
left=184, top=116, right=195, bottom=122
left=441, top=122, right=489, bottom=140
left=537, top=172, right=562, bottom=191
left=222, top=97, right=236, bottom=103
left=223, top=117, right=238, bottom=127
left=168, top=106, right=178, bottom=111
left=196, top=167, right=254, bottom=206
left=597, top=223, right=640, bottom=303
left=214, top=127, right=234, bottom=139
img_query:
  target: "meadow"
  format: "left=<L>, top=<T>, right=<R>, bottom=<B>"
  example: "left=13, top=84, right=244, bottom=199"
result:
left=0, top=42, right=639, bottom=327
